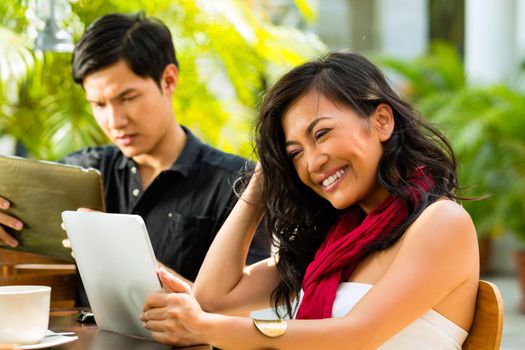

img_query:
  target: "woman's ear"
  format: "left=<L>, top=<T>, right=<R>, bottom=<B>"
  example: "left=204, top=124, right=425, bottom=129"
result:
left=371, top=103, right=395, bottom=142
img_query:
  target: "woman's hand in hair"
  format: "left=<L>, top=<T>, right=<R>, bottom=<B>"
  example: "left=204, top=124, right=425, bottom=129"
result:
left=241, top=162, right=264, bottom=206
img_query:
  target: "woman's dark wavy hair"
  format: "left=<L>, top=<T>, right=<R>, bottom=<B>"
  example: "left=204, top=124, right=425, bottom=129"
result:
left=254, top=52, right=459, bottom=317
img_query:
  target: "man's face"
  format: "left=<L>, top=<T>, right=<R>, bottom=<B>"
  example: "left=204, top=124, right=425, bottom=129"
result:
left=83, top=60, right=177, bottom=158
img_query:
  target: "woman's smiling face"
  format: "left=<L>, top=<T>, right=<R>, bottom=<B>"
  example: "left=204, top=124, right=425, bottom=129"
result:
left=282, top=90, right=394, bottom=213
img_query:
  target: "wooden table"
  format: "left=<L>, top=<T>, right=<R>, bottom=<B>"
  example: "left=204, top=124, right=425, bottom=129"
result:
left=49, top=309, right=211, bottom=349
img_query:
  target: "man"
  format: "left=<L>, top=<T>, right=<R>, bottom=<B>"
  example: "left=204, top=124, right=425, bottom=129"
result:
left=0, top=12, right=268, bottom=304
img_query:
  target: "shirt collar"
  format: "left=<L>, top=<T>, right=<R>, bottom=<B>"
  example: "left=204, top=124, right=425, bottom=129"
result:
left=116, top=126, right=203, bottom=178
left=116, top=153, right=131, bottom=170
left=167, top=126, right=202, bottom=177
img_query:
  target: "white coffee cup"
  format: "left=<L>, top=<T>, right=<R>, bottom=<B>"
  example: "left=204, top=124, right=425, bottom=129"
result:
left=0, top=285, right=51, bottom=344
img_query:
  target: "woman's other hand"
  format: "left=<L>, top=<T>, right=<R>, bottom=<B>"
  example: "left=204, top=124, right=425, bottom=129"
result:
left=141, top=267, right=210, bottom=346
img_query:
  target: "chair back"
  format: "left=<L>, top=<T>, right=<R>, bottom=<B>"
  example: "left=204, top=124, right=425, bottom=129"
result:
left=0, top=249, right=77, bottom=308
left=462, top=280, right=504, bottom=350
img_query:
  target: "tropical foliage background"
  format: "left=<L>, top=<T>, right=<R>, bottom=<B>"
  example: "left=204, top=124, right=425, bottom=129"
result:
left=378, top=42, right=525, bottom=243
left=0, top=0, right=325, bottom=160
left=3, top=1, right=525, bottom=245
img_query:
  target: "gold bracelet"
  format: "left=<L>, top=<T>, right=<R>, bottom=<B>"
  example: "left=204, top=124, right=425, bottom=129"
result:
left=253, top=318, right=288, bottom=338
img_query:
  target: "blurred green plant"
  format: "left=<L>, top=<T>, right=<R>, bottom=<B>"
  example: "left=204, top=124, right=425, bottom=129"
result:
left=377, top=41, right=525, bottom=242
left=0, top=0, right=326, bottom=160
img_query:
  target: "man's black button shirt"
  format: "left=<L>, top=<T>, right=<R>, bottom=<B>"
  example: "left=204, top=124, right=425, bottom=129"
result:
left=62, top=127, right=269, bottom=283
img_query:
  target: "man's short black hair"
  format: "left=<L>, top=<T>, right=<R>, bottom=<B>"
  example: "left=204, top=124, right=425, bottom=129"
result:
left=72, top=12, right=178, bottom=87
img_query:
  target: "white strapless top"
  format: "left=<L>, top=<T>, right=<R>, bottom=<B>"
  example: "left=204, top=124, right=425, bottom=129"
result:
left=297, top=282, right=468, bottom=349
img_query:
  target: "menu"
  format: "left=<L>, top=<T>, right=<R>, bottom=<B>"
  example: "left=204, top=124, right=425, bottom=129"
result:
left=0, top=155, right=105, bottom=262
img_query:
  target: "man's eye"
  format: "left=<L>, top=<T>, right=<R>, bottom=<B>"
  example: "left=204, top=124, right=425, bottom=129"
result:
left=122, top=95, right=137, bottom=102
left=91, top=103, right=105, bottom=110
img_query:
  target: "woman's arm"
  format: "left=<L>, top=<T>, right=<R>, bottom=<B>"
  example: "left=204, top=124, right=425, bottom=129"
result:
left=193, top=169, right=280, bottom=315
left=144, top=268, right=360, bottom=349
left=143, top=199, right=479, bottom=349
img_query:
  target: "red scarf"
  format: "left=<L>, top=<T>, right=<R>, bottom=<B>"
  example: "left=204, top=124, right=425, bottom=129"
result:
left=295, top=170, right=432, bottom=319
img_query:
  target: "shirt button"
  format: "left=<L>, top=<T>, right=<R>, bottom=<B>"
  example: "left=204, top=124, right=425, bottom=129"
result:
left=130, top=166, right=137, bottom=174
left=132, top=188, right=140, bottom=197
left=168, top=212, right=173, bottom=218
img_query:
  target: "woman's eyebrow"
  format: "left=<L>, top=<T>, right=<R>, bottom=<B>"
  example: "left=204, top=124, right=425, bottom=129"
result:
left=305, top=117, right=330, bottom=135
left=285, top=117, right=331, bottom=147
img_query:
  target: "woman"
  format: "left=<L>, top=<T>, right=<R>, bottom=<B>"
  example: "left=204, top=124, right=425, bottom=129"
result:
left=141, top=52, right=479, bottom=349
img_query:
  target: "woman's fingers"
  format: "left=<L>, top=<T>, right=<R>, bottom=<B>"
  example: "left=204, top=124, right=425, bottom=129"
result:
left=158, top=267, right=191, bottom=293
left=143, top=292, right=169, bottom=313
left=142, top=318, right=168, bottom=332
left=141, top=305, right=176, bottom=322
left=142, top=309, right=188, bottom=346
left=150, top=330, right=186, bottom=346
left=142, top=292, right=189, bottom=319
left=146, top=319, right=194, bottom=346
left=142, top=280, right=204, bottom=346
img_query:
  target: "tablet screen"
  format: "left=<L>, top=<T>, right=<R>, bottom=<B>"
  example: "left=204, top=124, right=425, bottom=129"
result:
left=62, top=211, right=161, bottom=339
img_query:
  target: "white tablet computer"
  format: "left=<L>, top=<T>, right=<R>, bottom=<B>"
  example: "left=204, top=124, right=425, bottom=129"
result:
left=61, top=211, right=161, bottom=339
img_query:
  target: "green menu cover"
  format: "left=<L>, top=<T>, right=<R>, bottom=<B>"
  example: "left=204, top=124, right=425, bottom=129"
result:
left=0, top=155, right=105, bottom=262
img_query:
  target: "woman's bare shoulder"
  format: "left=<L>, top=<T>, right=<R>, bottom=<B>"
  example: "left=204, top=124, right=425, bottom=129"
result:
left=402, top=199, right=477, bottom=252
left=422, top=198, right=473, bottom=225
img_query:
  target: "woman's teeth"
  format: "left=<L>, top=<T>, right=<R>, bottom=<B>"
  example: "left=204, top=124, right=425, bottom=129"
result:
left=322, top=168, right=345, bottom=187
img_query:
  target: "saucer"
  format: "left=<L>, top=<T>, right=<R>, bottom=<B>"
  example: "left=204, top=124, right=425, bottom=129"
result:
left=18, top=330, right=78, bottom=349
